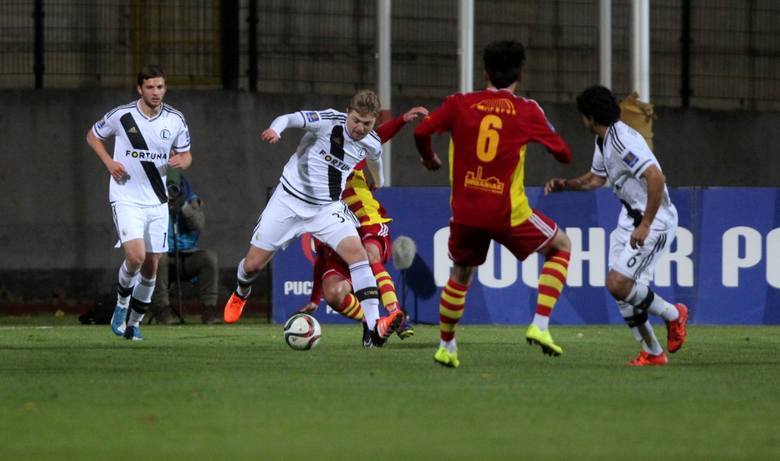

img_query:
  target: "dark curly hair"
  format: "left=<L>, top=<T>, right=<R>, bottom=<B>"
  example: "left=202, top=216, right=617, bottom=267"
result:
left=576, top=85, right=620, bottom=126
left=483, top=41, right=526, bottom=89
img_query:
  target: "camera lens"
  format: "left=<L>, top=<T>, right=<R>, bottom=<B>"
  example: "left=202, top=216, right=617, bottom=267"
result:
left=167, top=184, right=181, bottom=198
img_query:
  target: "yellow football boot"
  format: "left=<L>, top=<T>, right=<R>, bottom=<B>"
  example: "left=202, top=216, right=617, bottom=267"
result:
left=433, top=347, right=460, bottom=368
left=525, top=324, right=563, bottom=357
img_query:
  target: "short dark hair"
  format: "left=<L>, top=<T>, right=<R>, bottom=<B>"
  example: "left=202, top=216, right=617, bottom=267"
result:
left=576, top=85, right=621, bottom=126
left=137, top=65, right=166, bottom=87
left=483, top=40, right=526, bottom=89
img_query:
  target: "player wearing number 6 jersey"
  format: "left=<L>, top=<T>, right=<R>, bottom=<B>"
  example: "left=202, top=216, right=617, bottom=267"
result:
left=223, top=90, right=404, bottom=346
left=86, top=65, right=193, bottom=341
left=545, top=85, right=688, bottom=366
left=414, top=40, right=573, bottom=368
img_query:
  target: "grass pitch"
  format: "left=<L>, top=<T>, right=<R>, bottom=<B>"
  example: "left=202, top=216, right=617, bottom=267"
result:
left=0, top=317, right=778, bottom=461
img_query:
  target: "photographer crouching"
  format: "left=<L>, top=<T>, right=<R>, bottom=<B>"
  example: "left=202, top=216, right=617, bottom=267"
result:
left=150, top=170, right=221, bottom=324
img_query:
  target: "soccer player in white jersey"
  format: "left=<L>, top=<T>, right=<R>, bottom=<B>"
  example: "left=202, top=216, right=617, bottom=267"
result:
left=223, top=90, right=404, bottom=346
left=544, top=85, right=688, bottom=366
left=86, top=65, right=192, bottom=341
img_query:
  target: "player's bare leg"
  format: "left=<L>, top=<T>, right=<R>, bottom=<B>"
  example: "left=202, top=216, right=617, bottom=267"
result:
left=224, top=245, right=274, bottom=323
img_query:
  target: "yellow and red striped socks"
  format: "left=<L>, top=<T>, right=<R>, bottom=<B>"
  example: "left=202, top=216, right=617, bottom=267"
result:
left=371, top=262, right=400, bottom=313
left=334, top=293, right=364, bottom=321
left=439, top=278, right=469, bottom=345
left=533, top=250, right=570, bottom=330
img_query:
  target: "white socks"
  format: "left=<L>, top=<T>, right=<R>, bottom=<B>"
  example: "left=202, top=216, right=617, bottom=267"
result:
left=349, top=261, right=380, bottom=330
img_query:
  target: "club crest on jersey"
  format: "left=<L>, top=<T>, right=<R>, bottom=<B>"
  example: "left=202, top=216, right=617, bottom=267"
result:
left=160, top=129, right=171, bottom=140
left=305, top=111, right=320, bottom=123
left=622, top=151, right=639, bottom=167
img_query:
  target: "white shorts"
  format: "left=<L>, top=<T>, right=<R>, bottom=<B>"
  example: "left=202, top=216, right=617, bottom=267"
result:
left=251, top=185, right=359, bottom=252
left=609, top=223, right=677, bottom=285
left=111, top=202, right=169, bottom=253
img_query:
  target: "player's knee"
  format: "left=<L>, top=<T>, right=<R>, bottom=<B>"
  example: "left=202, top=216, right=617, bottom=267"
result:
left=336, top=238, right=368, bottom=264
left=244, top=248, right=272, bottom=273
left=551, top=230, right=571, bottom=252
left=451, top=264, right=474, bottom=285
left=364, top=240, right=382, bottom=263
left=606, top=271, right=632, bottom=299
left=125, top=252, right=145, bottom=269
left=323, top=283, right=347, bottom=308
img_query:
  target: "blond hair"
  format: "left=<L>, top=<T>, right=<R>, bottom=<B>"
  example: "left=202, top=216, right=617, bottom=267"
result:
left=348, top=89, right=381, bottom=117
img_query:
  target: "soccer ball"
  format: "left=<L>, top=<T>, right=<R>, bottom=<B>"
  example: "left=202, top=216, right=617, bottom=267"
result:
left=283, top=313, right=322, bottom=350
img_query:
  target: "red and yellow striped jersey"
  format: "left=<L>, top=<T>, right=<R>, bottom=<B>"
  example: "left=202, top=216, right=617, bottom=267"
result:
left=415, top=89, right=571, bottom=228
left=341, top=165, right=392, bottom=226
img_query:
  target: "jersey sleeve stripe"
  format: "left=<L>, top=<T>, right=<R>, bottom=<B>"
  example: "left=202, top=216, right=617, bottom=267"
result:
left=610, top=127, right=626, bottom=150
left=162, top=107, right=187, bottom=126
left=104, top=102, right=136, bottom=121
left=609, top=136, right=624, bottom=154
left=92, top=125, right=108, bottom=140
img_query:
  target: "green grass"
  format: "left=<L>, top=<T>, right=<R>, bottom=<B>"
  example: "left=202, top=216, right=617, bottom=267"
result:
left=1, top=317, right=778, bottom=461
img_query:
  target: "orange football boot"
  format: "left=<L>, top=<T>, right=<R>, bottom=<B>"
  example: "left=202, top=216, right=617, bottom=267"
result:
left=223, top=292, right=247, bottom=324
left=375, top=309, right=405, bottom=341
left=666, top=303, right=689, bottom=353
left=627, top=350, right=668, bottom=366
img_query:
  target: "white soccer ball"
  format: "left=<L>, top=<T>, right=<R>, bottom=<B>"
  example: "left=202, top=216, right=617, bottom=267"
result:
left=283, top=313, right=322, bottom=350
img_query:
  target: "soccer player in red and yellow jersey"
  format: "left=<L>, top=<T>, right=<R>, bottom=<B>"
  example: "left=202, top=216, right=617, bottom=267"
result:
left=414, top=40, right=573, bottom=367
left=298, top=107, right=428, bottom=345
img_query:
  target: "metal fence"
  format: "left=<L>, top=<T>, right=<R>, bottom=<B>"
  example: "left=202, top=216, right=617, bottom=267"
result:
left=0, top=0, right=222, bottom=88
left=1, top=0, right=778, bottom=110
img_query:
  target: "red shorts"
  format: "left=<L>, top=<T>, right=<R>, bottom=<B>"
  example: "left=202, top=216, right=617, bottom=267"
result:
left=322, top=223, right=392, bottom=281
left=448, top=209, right=559, bottom=266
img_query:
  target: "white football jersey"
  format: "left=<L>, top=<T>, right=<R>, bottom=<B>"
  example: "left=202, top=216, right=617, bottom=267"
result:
left=92, top=100, right=191, bottom=206
left=590, top=121, right=677, bottom=229
left=276, top=109, right=382, bottom=205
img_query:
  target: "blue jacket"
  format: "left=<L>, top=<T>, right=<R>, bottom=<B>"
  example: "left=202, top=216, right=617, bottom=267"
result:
left=168, top=176, right=202, bottom=253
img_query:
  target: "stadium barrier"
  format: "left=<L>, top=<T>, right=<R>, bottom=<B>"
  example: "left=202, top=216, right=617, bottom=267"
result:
left=273, top=187, right=780, bottom=325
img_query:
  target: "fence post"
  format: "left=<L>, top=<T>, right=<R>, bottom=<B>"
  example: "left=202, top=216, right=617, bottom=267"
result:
left=33, top=0, right=44, bottom=88
left=248, top=0, right=258, bottom=92
left=221, top=0, right=239, bottom=90
left=680, top=0, right=692, bottom=107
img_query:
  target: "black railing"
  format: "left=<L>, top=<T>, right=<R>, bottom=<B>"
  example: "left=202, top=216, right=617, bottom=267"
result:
left=0, top=0, right=777, bottom=111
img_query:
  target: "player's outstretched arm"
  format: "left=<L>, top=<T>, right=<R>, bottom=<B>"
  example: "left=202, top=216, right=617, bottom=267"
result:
left=413, top=123, right=442, bottom=171
left=86, top=129, right=127, bottom=182
left=374, top=106, right=429, bottom=144
left=263, top=112, right=307, bottom=143
left=261, top=128, right=280, bottom=144
left=545, top=172, right=605, bottom=195
left=402, top=106, right=429, bottom=122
